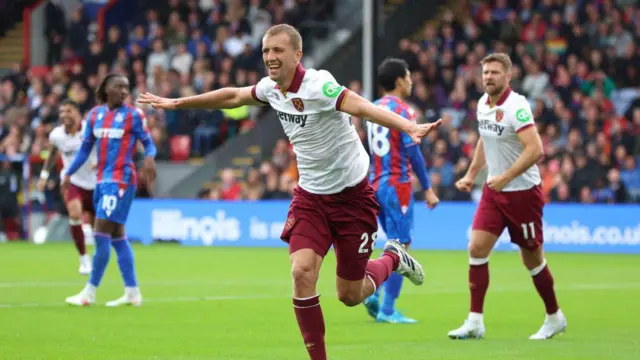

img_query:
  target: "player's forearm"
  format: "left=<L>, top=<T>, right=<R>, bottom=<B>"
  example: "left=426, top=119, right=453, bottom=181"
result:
left=140, top=137, right=157, bottom=158
left=502, top=143, right=543, bottom=182
left=65, top=140, right=93, bottom=176
left=343, top=94, right=414, bottom=133
left=39, top=146, right=58, bottom=180
left=407, top=145, right=431, bottom=190
left=466, top=139, right=486, bottom=179
left=175, top=88, right=242, bottom=110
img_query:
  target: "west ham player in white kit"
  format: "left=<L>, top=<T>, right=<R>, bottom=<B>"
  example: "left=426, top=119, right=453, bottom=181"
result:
left=38, top=100, right=97, bottom=275
left=448, top=53, right=566, bottom=340
left=139, top=24, right=441, bottom=360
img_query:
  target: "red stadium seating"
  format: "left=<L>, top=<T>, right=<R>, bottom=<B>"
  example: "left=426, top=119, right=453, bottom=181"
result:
left=169, top=135, right=191, bottom=162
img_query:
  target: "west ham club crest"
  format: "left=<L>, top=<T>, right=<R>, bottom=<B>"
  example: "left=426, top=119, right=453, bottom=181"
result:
left=495, top=109, right=504, bottom=122
left=284, top=215, right=296, bottom=231
left=292, top=98, right=304, bottom=112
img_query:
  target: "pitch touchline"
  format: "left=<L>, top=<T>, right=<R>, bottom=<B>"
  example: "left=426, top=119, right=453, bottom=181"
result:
left=0, top=282, right=638, bottom=309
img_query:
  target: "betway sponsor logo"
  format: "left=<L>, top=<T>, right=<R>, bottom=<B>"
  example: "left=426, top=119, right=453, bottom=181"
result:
left=478, top=120, right=504, bottom=136
left=276, top=111, right=307, bottom=127
left=151, top=209, right=240, bottom=245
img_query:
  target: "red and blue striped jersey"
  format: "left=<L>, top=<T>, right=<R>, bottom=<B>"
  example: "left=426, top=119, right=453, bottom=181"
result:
left=82, top=105, right=152, bottom=186
left=367, top=95, right=418, bottom=190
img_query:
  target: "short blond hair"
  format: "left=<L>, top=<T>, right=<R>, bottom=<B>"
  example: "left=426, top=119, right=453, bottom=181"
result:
left=480, top=53, right=512, bottom=73
left=264, top=24, right=303, bottom=51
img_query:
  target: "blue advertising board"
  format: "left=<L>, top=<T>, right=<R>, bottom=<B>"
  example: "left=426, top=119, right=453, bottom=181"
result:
left=126, top=200, right=640, bottom=254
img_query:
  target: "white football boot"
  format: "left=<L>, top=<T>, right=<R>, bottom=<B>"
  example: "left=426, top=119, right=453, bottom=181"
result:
left=65, top=284, right=96, bottom=306
left=448, top=318, right=486, bottom=340
left=106, top=287, right=142, bottom=307
left=529, top=309, right=567, bottom=340
left=382, top=240, right=424, bottom=286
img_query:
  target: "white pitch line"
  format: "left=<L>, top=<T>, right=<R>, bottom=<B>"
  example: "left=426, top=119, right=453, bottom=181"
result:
left=0, top=282, right=639, bottom=309
left=0, top=279, right=291, bottom=288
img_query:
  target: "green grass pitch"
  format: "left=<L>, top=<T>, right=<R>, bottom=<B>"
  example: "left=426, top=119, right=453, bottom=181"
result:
left=1, top=242, right=639, bottom=360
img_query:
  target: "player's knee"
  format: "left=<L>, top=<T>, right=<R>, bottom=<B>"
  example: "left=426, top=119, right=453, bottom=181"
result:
left=336, top=290, right=360, bottom=307
left=520, top=247, right=544, bottom=270
left=291, top=262, right=318, bottom=289
left=468, top=241, right=490, bottom=259
left=67, top=201, right=82, bottom=220
left=468, top=232, right=495, bottom=258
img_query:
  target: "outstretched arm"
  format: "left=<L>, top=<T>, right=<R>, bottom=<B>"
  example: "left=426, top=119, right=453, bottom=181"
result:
left=138, top=86, right=263, bottom=110
left=340, top=91, right=442, bottom=143
left=341, top=91, right=415, bottom=133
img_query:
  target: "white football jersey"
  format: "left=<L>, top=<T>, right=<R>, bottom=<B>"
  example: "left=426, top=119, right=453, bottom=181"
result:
left=252, top=64, right=369, bottom=195
left=476, top=88, right=541, bottom=191
left=49, top=123, right=97, bottom=190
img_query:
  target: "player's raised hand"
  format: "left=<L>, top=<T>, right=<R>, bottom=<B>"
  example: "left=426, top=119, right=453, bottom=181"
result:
left=137, top=93, right=179, bottom=110
left=408, top=119, right=443, bottom=144
left=455, top=176, right=474, bottom=192
left=424, top=188, right=440, bottom=209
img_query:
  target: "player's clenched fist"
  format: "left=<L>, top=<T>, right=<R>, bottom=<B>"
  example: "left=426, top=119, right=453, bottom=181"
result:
left=407, top=118, right=442, bottom=144
left=138, top=93, right=179, bottom=110
left=486, top=174, right=510, bottom=192
left=455, top=176, right=474, bottom=192
left=424, top=188, right=439, bottom=209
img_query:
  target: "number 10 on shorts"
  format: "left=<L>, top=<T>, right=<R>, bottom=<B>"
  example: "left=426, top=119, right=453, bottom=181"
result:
left=102, top=195, right=118, bottom=216
left=359, top=231, right=378, bottom=253
left=521, top=222, right=535, bottom=240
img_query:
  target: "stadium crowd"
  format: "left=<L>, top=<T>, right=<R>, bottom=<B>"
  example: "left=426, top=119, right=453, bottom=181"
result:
left=0, top=0, right=336, bottom=164
left=206, top=0, right=640, bottom=204
left=2, top=0, right=640, bottom=207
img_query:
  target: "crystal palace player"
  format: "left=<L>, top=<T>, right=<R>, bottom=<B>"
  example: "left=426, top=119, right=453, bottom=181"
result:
left=37, top=100, right=96, bottom=275
left=448, top=53, right=566, bottom=340
left=363, top=58, right=439, bottom=324
left=139, top=24, right=441, bottom=359
left=64, top=74, right=157, bottom=307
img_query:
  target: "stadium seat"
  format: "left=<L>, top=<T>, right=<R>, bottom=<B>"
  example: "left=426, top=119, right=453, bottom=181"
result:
left=169, top=135, right=191, bottom=162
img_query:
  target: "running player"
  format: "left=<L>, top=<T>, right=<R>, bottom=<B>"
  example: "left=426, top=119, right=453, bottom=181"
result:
left=138, top=24, right=441, bottom=360
left=363, top=58, right=439, bottom=324
left=448, top=53, right=566, bottom=340
left=63, top=74, right=157, bottom=307
left=38, top=99, right=95, bottom=275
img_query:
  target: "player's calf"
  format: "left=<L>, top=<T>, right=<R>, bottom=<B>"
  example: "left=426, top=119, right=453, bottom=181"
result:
left=67, top=199, right=89, bottom=268
left=290, top=248, right=326, bottom=360
left=520, top=247, right=565, bottom=339
left=449, top=230, right=498, bottom=339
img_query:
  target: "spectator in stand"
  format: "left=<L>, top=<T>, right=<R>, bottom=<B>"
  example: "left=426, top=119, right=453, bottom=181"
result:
left=45, top=0, right=67, bottom=66
left=219, top=168, right=241, bottom=201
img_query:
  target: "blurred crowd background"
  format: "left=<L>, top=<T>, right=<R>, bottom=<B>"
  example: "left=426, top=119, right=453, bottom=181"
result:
left=0, top=0, right=639, bottom=222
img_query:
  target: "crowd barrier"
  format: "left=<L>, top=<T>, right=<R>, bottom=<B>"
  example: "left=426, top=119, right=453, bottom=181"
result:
left=126, top=200, right=640, bottom=254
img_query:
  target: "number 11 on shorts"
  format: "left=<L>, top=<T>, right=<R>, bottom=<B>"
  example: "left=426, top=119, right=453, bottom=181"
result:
left=359, top=232, right=378, bottom=253
left=521, top=222, right=535, bottom=240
